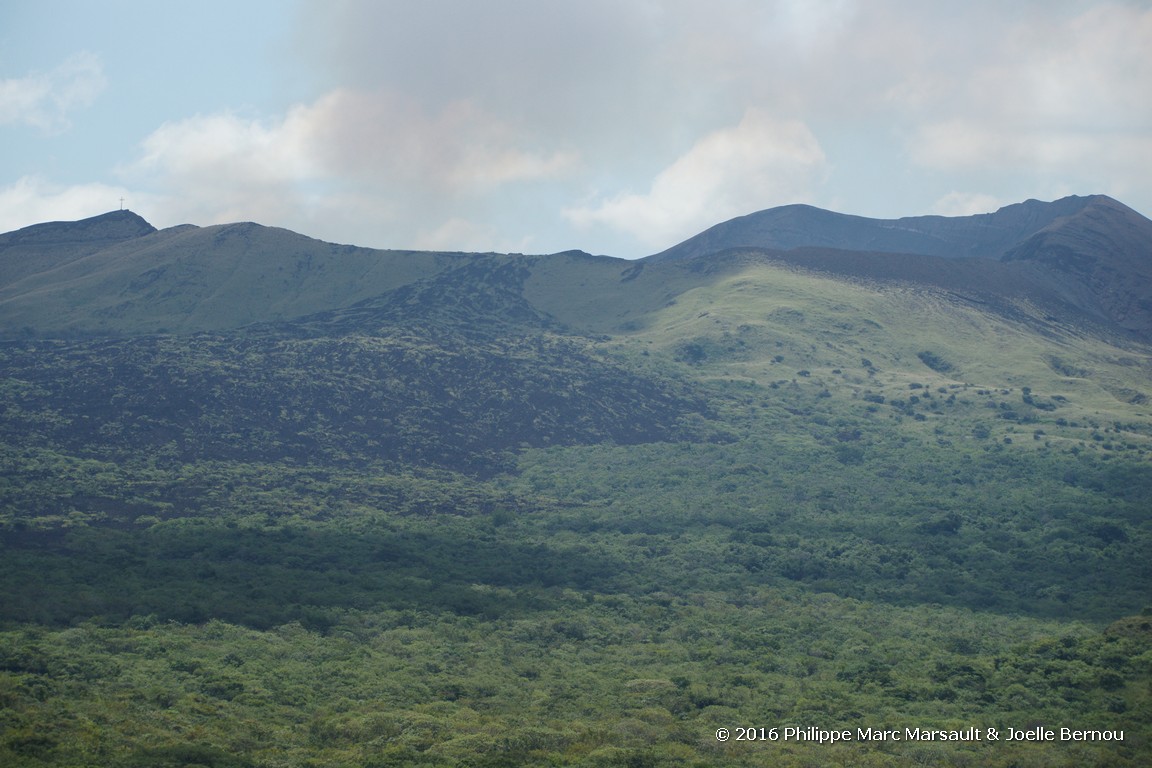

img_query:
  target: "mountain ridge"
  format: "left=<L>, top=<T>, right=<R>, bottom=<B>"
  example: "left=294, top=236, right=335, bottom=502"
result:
left=0, top=209, right=157, bottom=289
left=0, top=216, right=462, bottom=335
left=2, top=195, right=1151, bottom=343
left=1002, top=197, right=1152, bottom=336
left=0, top=209, right=156, bottom=247
left=646, top=194, right=1152, bottom=340
left=646, top=194, right=1132, bottom=262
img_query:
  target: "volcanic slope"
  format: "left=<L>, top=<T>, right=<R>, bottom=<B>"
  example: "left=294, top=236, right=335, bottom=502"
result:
left=0, top=209, right=157, bottom=288
left=0, top=211, right=461, bottom=336
left=2, top=202, right=1152, bottom=767
left=3, top=201, right=1152, bottom=435
left=647, top=193, right=1127, bottom=262
left=646, top=194, right=1152, bottom=342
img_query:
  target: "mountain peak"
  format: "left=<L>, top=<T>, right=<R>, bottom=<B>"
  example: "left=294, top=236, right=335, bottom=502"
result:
left=646, top=194, right=1138, bottom=264
left=0, top=209, right=157, bottom=247
left=3, top=195, right=1151, bottom=341
left=642, top=193, right=1152, bottom=340
left=0, top=210, right=159, bottom=290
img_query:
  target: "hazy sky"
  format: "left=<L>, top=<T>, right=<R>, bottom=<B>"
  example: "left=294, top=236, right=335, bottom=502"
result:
left=3, top=1, right=1150, bottom=258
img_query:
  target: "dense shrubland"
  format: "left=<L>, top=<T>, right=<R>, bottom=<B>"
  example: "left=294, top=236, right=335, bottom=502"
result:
left=2, top=288, right=1150, bottom=764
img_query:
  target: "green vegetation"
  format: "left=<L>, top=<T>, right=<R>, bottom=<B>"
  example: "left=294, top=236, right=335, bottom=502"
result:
left=916, top=350, right=953, bottom=374
left=2, top=249, right=1151, bottom=765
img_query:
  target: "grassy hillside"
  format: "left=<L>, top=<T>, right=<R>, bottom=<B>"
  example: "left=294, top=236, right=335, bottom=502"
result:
left=524, top=247, right=1152, bottom=429
left=614, top=256, right=1151, bottom=416
left=0, top=221, right=461, bottom=336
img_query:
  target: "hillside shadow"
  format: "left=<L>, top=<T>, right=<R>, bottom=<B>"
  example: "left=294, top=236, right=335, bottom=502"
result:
left=0, top=523, right=625, bottom=630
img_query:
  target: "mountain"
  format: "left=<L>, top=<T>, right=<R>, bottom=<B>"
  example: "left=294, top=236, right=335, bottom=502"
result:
left=0, top=209, right=156, bottom=288
left=3, top=200, right=1152, bottom=421
left=1002, top=196, right=1152, bottom=337
left=2, top=200, right=1151, bottom=766
left=3, top=195, right=1152, bottom=342
left=0, top=214, right=460, bottom=336
left=647, top=194, right=1152, bottom=340
left=3, top=196, right=1151, bottom=471
left=646, top=194, right=1117, bottom=262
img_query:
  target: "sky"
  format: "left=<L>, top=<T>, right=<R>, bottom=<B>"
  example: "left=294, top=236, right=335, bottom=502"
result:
left=2, top=1, right=1151, bottom=259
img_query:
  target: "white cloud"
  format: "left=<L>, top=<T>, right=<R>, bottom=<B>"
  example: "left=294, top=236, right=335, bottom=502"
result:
left=904, top=4, right=1152, bottom=178
left=564, top=110, right=828, bottom=249
left=931, top=192, right=1004, bottom=217
left=0, top=52, right=106, bottom=133
left=122, top=108, right=321, bottom=227
left=112, top=87, right=581, bottom=247
left=134, top=109, right=317, bottom=183
left=911, top=122, right=1106, bottom=171
left=9, top=2, right=1150, bottom=254
left=301, top=89, right=578, bottom=191
left=0, top=176, right=137, bottom=232
left=125, top=88, right=581, bottom=199
left=285, top=0, right=1152, bottom=248
left=412, top=216, right=534, bottom=254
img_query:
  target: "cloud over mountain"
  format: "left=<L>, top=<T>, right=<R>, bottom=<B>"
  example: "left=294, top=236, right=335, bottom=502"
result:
left=901, top=3, right=1152, bottom=198
left=3, top=2, right=1150, bottom=257
left=564, top=111, right=828, bottom=248
left=0, top=176, right=133, bottom=234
